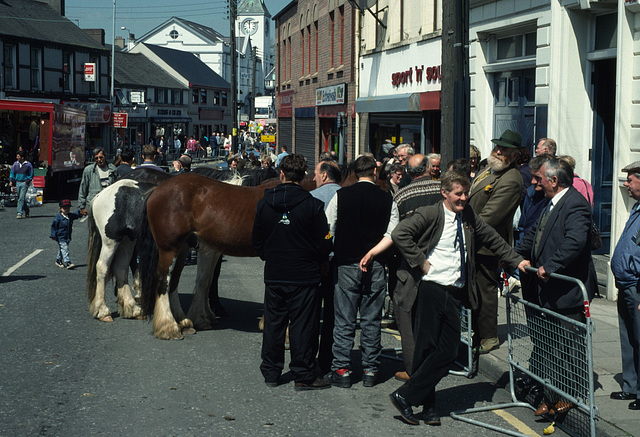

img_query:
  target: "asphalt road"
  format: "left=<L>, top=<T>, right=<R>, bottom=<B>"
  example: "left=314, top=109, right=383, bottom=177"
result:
left=0, top=201, right=569, bottom=436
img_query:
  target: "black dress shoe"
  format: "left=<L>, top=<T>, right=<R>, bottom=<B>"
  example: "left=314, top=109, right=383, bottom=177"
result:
left=630, top=400, right=640, bottom=410
left=611, top=391, right=636, bottom=400
left=294, top=377, right=331, bottom=391
left=389, top=391, right=420, bottom=425
left=422, top=407, right=441, bottom=426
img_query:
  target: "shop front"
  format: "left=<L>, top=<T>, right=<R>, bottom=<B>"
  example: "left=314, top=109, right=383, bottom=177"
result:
left=357, top=38, right=442, bottom=159
left=317, top=83, right=348, bottom=165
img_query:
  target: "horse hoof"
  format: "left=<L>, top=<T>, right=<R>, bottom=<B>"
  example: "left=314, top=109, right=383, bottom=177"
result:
left=195, top=323, right=214, bottom=331
left=134, top=315, right=146, bottom=320
left=98, top=315, right=114, bottom=322
left=182, top=327, right=196, bottom=335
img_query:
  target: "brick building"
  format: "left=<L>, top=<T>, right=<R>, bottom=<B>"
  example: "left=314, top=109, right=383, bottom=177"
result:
left=274, top=0, right=357, bottom=167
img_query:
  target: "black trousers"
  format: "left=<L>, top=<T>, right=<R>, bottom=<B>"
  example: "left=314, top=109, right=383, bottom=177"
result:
left=260, top=284, right=320, bottom=383
left=398, top=281, right=463, bottom=407
left=316, top=263, right=335, bottom=375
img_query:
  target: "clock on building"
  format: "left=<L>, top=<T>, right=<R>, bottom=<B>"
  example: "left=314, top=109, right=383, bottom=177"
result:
left=241, top=18, right=258, bottom=36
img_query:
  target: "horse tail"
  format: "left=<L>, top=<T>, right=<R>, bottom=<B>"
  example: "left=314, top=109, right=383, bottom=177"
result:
left=86, top=211, right=101, bottom=304
left=138, top=193, right=159, bottom=318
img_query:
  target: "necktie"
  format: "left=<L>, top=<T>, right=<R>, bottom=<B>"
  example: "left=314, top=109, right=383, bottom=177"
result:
left=534, top=202, right=552, bottom=255
left=456, top=214, right=466, bottom=285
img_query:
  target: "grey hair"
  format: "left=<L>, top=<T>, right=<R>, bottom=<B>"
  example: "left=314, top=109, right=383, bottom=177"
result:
left=397, top=144, right=415, bottom=156
left=543, top=158, right=573, bottom=188
left=529, top=154, right=552, bottom=173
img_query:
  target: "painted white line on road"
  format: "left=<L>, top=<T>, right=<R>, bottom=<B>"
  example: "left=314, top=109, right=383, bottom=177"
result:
left=493, top=409, right=538, bottom=437
left=2, top=249, right=44, bottom=277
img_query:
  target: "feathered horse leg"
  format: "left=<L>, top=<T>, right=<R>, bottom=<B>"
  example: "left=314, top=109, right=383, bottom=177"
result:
left=114, top=237, right=143, bottom=319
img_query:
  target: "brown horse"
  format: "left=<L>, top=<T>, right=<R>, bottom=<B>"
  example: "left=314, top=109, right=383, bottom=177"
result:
left=139, top=162, right=388, bottom=340
left=139, top=173, right=315, bottom=339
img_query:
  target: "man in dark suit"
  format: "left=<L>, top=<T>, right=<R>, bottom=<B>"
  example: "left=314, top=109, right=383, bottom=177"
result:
left=515, top=157, right=597, bottom=415
left=468, top=129, right=523, bottom=353
left=385, top=170, right=529, bottom=426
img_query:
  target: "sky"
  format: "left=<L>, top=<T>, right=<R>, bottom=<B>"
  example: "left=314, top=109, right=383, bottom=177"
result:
left=64, top=0, right=291, bottom=42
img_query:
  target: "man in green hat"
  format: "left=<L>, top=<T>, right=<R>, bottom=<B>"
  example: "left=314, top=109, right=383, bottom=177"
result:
left=468, top=129, right=523, bottom=353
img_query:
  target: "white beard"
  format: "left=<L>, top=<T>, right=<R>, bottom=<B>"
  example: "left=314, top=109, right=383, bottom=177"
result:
left=487, top=154, right=510, bottom=172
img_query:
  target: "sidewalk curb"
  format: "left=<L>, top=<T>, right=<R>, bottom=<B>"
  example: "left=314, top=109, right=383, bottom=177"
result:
left=476, top=347, right=630, bottom=437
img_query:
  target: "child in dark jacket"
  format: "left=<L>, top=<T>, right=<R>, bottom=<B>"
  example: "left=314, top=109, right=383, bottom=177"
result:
left=50, top=199, right=80, bottom=269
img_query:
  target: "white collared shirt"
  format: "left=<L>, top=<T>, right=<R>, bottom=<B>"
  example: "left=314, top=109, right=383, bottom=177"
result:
left=422, top=203, right=465, bottom=287
left=547, top=186, right=569, bottom=213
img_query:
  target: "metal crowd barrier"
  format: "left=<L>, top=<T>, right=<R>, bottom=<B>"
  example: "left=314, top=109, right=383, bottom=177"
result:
left=378, top=305, right=476, bottom=378
left=450, top=267, right=597, bottom=437
left=449, top=306, right=476, bottom=378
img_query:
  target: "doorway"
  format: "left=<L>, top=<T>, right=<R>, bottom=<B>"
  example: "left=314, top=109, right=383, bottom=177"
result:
left=590, top=58, right=615, bottom=254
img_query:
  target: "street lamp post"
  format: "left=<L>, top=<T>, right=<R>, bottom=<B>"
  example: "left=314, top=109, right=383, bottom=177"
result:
left=111, top=0, right=116, bottom=155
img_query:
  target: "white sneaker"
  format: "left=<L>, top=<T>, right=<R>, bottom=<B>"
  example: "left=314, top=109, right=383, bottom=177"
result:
left=65, top=263, right=76, bottom=270
left=507, top=277, right=521, bottom=292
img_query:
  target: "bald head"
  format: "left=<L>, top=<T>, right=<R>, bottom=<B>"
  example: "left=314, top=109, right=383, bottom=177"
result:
left=406, top=154, right=429, bottom=179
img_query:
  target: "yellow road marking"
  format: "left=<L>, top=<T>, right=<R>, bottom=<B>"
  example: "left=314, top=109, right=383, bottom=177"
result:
left=494, top=409, right=538, bottom=437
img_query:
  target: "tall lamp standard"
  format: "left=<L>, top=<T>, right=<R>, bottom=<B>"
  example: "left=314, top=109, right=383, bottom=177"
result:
left=110, top=0, right=116, bottom=154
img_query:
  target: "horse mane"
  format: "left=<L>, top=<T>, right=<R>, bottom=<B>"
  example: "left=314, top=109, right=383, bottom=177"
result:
left=194, top=166, right=277, bottom=187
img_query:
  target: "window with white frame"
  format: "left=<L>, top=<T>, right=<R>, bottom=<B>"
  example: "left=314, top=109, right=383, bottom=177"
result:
left=3, top=44, right=16, bottom=89
left=496, top=32, right=536, bottom=61
left=30, top=47, right=42, bottom=90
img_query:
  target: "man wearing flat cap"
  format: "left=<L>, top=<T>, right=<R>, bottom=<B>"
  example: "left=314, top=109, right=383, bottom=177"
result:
left=610, top=161, right=640, bottom=410
left=468, top=129, right=523, bottom=353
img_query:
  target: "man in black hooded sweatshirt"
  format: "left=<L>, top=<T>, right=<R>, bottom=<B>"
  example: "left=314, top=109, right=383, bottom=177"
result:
left=252, top=153, right=332, bottom=391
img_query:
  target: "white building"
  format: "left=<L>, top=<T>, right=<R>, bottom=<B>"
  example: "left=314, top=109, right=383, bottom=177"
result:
left=468, top=0, right=637, bottom=299
left=356, top=0, right=443, bottom=158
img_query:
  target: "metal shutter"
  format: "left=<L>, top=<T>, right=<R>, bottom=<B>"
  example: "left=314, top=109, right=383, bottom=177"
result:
left=295, top=118, right=316, bottom=169
left=278, top=118, right=293, bottom=151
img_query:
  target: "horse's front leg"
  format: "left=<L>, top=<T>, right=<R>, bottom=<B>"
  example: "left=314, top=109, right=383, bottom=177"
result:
left=114, top=238, right=143, bottom=319
left=152, top=250, right=184, bottom=340
left=130, top=247, right=142, bottom=304
left=167, top=244, right=195, bottom=335
left=90, top=242, right=117, bottom=322
left=187, top=248, right=220, bottom=330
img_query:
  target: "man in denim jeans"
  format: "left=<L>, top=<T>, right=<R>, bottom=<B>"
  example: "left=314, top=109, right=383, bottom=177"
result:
left=9, top=150, right=33, bottom=219
left=325, top=155, right=398, bottom=388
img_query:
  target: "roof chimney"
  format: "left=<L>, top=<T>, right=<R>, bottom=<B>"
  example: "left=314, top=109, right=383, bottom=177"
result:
left=36, top=0, right=65, bottom=16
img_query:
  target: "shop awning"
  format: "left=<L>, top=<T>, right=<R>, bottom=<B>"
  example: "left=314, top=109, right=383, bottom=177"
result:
left=356, top=93, right=420, bottom=113
left=356, top=91, right=441, bottom=113
left=150, top=117, right=192, bottom=123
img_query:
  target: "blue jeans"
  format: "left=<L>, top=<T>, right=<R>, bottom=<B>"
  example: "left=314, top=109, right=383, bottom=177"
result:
left=332, top=262, right=387, bottom=373
left=16, top=182, right=29, bottom=216
left=56, top=240, right=70, bottom=265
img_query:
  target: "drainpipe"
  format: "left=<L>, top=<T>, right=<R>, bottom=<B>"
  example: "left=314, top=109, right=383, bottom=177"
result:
left=354, top=8, right=361, bottom=157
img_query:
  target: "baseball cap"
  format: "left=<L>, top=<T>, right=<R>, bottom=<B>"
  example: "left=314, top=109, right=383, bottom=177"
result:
left=59, top=199, right=72, bottom=208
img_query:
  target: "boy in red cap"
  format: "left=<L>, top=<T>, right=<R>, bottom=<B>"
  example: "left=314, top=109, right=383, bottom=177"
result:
left=50, top=199, right=80, bottom=269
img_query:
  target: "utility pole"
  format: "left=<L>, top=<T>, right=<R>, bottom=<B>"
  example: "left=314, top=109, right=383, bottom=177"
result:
left=250, top=46, right=257, bottom=121
left=229, top=0, right=238, bottom=154
left=441, top=0, right=469, bottom=165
